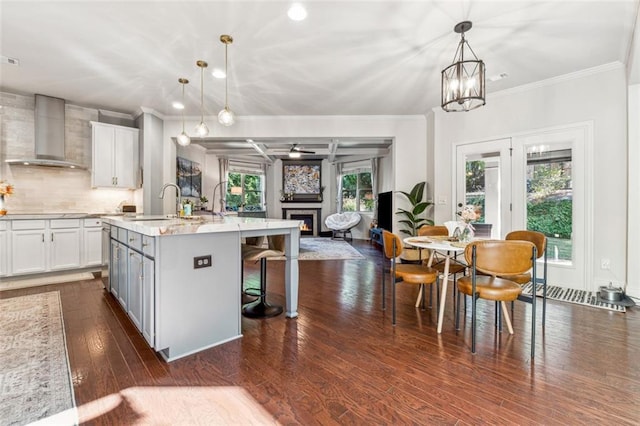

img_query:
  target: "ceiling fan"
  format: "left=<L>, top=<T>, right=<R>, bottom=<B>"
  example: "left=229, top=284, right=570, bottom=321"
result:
left=288, top=143, right=315, bottom=158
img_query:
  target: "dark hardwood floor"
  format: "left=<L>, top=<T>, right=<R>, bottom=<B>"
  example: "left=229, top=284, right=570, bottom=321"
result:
left=2, top=239, right=639, bottom=424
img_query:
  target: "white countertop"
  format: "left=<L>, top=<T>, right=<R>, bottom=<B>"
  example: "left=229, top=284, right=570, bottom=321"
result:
left=0, top=213, right=107, bottom=220
left=102, top=215, right=303, bottom=236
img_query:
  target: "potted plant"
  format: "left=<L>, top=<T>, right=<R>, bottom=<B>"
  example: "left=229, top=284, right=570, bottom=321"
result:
left=199, top=196, right=209, bottom=210
left=395, top=181, right=434, bottom=262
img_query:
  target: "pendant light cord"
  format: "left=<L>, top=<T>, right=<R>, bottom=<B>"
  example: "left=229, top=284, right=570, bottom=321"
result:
left=200, top=65, right=205, bottom=122
left=182, top=83, right=186, bottom=133
left=224, top=42, right=229, bottom=109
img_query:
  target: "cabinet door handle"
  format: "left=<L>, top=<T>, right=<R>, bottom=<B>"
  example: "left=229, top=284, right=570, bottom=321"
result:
left=42, top=234, right=45, bottom=243
left=51, top=234, right=54, bottom=242
left=129, top=237, right=135, bottom=242
left=141, top=243, right=148, bottom=247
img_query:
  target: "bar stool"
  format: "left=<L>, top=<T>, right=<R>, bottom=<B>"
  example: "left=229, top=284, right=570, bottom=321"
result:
left=241, top=235, right=285, bottom=318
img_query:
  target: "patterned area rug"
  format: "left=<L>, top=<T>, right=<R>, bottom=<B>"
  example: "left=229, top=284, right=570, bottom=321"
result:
left=521, top=283, right=626, bottom=312
left=298, top=238, right=365, bottom=260
left=0, top=291, right=76, bottom=425
left=271, top=237, right=365, bottom=260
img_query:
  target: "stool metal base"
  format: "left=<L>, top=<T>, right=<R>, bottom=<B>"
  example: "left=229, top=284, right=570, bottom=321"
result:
left=242, top=300, right=283, bottom=318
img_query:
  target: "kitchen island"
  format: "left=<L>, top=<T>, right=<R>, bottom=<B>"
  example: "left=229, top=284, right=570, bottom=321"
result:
left=102, top=214, right=301, bottom=362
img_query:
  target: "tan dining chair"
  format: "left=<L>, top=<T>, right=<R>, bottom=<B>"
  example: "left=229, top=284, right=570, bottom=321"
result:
left=455, top=239, right=538, bottom=358
left=505, top=230, right=548, bottom=327
left=382, top=230, right=439, bottom=325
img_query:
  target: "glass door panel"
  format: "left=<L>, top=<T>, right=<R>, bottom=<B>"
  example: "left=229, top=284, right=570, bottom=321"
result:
left=455, top=139, right=511, bottom=239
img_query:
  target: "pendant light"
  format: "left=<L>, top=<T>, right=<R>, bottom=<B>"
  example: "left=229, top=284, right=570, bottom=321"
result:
left=217, top=34, right=235, bottom=127
left=195, top=60, right=209, bottom=137
left=441, top=21, right=486, bottom=112
left=176, top=78, right=191, bottom=146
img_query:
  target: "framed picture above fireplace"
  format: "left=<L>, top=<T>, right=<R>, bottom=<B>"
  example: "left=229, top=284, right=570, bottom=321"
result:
left=282, top=160, right=323, bottom=202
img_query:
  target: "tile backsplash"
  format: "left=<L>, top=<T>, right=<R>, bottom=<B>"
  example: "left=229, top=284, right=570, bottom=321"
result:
left=0, top=91, right=141, bottom=214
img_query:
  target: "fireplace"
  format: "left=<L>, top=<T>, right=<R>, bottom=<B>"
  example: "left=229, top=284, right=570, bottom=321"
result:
left=283, top=208, right=321, bottom=237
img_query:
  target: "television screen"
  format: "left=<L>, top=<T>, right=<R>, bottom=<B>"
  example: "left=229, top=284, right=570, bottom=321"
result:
left=377, top=191, right=393, bottom=231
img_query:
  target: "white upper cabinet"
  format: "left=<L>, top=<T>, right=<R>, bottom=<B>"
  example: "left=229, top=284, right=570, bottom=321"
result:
left=91, top=121, right=140, bottom=189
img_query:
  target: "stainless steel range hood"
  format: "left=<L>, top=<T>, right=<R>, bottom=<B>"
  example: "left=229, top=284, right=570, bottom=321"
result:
left=5, top=94, right=87, bottom=169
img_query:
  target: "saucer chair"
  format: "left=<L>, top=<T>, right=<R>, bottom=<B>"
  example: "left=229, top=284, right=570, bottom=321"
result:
left=325, top=212, right=361, bottom=241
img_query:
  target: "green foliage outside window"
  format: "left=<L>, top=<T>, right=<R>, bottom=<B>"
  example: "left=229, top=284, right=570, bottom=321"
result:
left=226, top=172, right=263, bottom=211
left=342, top=172, right=373, bottom=212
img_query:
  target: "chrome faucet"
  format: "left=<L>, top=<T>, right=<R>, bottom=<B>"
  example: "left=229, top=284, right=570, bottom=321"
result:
left=159, top=183, right=182, bottom=217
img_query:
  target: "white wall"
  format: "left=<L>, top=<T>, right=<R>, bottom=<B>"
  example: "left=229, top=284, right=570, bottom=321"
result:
left=432, top=64, right=630, bottom=295
left=628, top=84, right=640, bottom=297
left=163, top=115, right=428, bottom=239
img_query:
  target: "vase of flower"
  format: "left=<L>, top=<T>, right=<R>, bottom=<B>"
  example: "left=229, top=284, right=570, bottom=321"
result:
left=457, top=204, right=479, bottom=242
left=0, top=180, right=14, bottom=216
left=460, top=222, right=475, bottom=242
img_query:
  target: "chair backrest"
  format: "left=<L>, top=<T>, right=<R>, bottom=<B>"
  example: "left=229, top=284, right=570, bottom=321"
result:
left=245, top=236, right=265, bottom=247
left=464, top=240, right=536, bottom=276
left=268, top=235, right=286, bottom=253
left=325, top=212, right=361, bottom=229
left=472, top=223, right=493, bottom=238
left=238, top=211, right=267, bottom=218
left=382, top=230, right=403, bottom=260
left=505, top=230, right=546, bottom=260
left=443, top=220, right=463, bottom=236
left=418, top=225, right=448, bottom=237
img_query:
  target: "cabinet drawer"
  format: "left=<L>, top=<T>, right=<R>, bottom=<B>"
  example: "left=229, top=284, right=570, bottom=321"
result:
left=12, top=220, right=46, bottom=230
left=142, top=235, right=155, bottom=258
left=117, top=227, right=128, bottom=243
left=111, top=226, right=119, bottom=239
left=83, top=218, right=102, bottom=228
left=50, top=219, right=81, bottom=229
left=127, top=231, right=142, bottom=252
left=0, top=221, right=6, bottom=231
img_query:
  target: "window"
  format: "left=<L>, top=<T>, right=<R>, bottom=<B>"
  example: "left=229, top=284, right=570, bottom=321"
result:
left=342, top=171, right=373, bottom=212
left=226, top=172, right=264, bottom=212
left=526, top=147, right=573, bottom=263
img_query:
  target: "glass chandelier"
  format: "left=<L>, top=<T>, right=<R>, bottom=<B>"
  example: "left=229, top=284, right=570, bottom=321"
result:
left=195, top=60, right=209, bottom=137
left=217, top=34, right=236, bottom=126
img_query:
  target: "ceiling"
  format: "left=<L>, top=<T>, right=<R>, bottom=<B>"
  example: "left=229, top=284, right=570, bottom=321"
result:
left=1, top=0, right=638, bottom=162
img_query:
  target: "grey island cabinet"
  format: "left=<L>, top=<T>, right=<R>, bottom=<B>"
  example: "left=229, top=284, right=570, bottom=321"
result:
left=102, top=215, right=301, bottom=362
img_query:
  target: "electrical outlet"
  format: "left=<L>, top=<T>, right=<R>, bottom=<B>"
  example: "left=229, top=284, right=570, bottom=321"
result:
left=194, top=255, right=212, bottom=269
left=600, top=258, right=611, bottom=270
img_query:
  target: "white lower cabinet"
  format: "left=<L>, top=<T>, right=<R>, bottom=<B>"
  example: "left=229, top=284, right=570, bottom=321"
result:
left=109, top=226, right=155, bottom=346
left=0, top=222, right=9, bottom=276
left=6, top=218, right=99, bottom=277
left=142, top=256, right=155, bottom=346
left=50, top=228, right=81, bottom=270
left=117, top=243, right=128, bottom=309
left=127, top=250, right=143, bottom=331
left=12, top=228, right=47, bottom=274
left=83, top=219, right=103, bottom=266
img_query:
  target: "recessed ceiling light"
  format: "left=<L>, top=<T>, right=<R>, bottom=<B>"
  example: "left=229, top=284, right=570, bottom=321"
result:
left=488, top=72, right=509, bottom=82
left=288, top=3, right=307, bottom=21
left=172, top=101, right=185, bottom=110
left=212, top=68, right=226, bottom=79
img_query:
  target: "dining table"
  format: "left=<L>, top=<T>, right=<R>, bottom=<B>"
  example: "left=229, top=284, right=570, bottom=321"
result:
left=403, top=236, right=468, bottom=333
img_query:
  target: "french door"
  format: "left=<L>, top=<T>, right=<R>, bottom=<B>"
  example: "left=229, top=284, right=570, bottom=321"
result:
left=455, top=125, right=591, bottom=290
left=455, top=138, right=512, bottom=239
